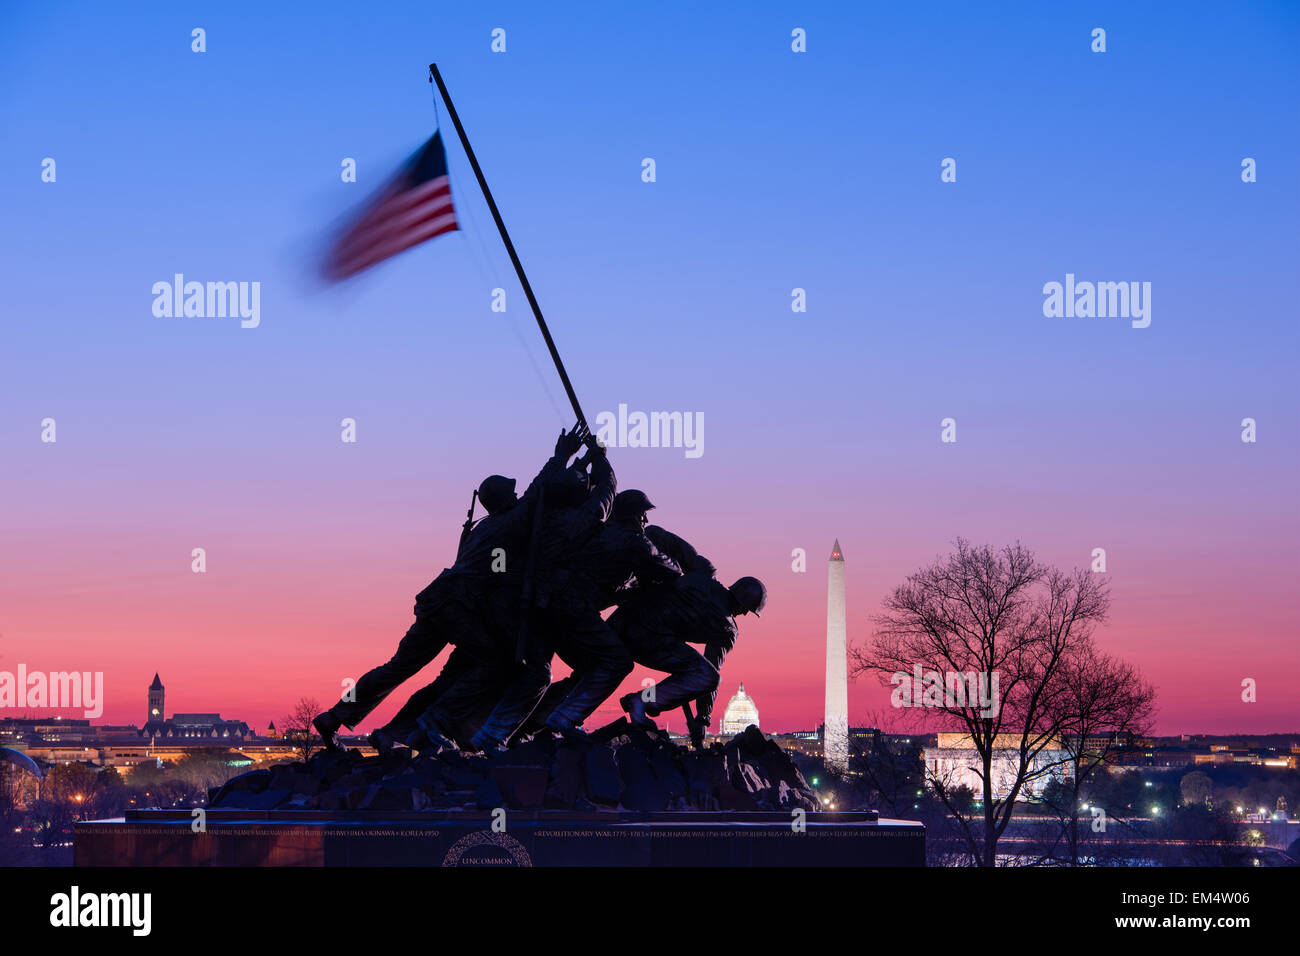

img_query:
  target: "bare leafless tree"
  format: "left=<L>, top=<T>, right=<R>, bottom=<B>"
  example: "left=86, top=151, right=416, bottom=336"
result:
left=841, top=707, right=935, bottom=819
left=1044, top=644, right=1157, bottom=865
left=850, top=539, right=1111, bottom=866
left=281, top=697, right=322, bottom=762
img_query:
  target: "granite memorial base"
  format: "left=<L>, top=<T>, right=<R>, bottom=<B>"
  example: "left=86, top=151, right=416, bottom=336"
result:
left=76, top=808, right=924, bottom=866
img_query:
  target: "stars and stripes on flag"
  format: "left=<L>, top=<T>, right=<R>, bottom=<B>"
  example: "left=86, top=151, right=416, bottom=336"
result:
left=324, top=130, right=458, bottom=280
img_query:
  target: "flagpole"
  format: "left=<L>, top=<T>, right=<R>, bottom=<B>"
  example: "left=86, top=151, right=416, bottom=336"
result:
left=429, top=62, right=588, bottom=430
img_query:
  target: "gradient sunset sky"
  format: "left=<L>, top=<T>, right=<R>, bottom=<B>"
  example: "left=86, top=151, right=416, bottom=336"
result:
left=1, top=2, right=1296, bottom=737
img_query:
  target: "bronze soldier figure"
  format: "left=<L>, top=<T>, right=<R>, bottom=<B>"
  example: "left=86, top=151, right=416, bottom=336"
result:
left=310, top=425, right=587, bottom=749
left=611, top=524, right=766, bottom=750
left=506, top=488, right=682, bottom=743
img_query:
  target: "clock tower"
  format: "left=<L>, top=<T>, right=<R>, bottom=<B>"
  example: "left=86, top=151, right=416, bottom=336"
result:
left=147, top=673, right=165, bottom=728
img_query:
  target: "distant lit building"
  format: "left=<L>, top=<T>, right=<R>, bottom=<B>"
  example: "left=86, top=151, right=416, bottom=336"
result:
left=721, top=683, right=760, bottom=736
left=922, top=732, right=1073, bottom=800
left=771, top=726, right=896, bottom=769
left=0, top=674, right=356, bottom=773
left=139, top=674, right=251, bottom=741
left=146, top=673, right=165, bottom=727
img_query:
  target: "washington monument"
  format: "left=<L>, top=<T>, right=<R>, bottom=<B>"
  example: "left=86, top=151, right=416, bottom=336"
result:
left=824, top=539, right=848, bottom=771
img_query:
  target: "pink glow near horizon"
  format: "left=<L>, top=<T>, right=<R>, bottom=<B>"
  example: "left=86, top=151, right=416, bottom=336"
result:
left=2, top=512, right=1295, bottom=737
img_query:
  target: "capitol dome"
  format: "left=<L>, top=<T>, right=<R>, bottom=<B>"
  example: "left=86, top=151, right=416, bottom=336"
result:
left=721, top=682, right=760, bottom=735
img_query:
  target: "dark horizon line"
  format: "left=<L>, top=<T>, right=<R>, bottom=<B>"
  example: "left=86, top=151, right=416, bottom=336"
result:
left=7, top=712, right=1300, bottom=741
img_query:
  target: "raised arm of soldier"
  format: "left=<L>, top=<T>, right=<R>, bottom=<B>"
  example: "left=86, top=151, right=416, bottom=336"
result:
left=579, top=433, right=616, bottom=523
left=526, top=422, right=588, bottom=500
left=449, top=422, right=588, bottom=571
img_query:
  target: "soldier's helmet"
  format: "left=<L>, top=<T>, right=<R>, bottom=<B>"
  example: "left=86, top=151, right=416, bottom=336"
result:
left=611, top=489, right=655, bottom=521
left=729, top=576, right=768, bottom=617
left=477, top=475, right=517, bottom=515
left=546, top=467, right=590, bottom=507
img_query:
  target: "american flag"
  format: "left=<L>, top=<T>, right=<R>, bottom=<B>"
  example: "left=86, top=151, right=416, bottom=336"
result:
left=324, top=130, right=458, bottom=280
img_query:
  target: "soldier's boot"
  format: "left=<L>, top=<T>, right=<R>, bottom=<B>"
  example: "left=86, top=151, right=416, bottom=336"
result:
left=469, top=728, right=509, bottom=754
left=688, top=718, right=706, bottom=751
left=619, top=692, right=657, bottom=730
left=406, top=712, right=457, bottom=752
left=544, top=711, right=588, bottom=741
left=504, top=728, right=533, bottom=748
left=404, top=727, right=456, bottom=753
left=312, top=710, right=345, bottom=751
